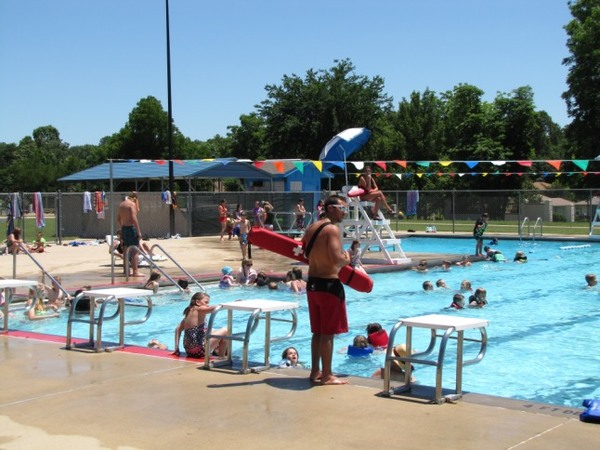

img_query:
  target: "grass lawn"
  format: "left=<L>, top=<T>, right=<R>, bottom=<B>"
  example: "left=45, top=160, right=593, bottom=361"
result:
left=388, top=219, right=592, bottom=236
left=8, top=216, right=58, bottom=243
left=7, top=216, right=594, bottom=241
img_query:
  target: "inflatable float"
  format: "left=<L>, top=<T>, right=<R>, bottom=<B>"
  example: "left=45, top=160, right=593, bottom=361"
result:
left=581, top=399, right=600, bottom=423
left=248, top=227, right=374, bottom=293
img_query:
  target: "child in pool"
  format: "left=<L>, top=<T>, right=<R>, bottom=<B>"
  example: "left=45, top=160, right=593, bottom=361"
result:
left=460, top=280, right=473, bottom=293
left=412, top=259, right=429, bottom=273
left=585, top=273, right=597, bottom=288
left=219, top=266, right=238, bottom=288
left=144, top=271, right=161, bottom=293
left=469, top=288, right=488, bottom=308
left=449, top=293, right=465, bottom=309
left=366, top=323, right=389, bottom=349
left=347, top=335, right=373, bottom=357
left=436, top=279, right=449, bottom=289
left=349, top=240, right=366, bottom=273
left=279, top=347, right=301, bottom=368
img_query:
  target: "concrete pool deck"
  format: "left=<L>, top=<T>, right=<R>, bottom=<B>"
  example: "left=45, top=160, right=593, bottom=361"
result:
left=2, top=233, right=599, bottom=448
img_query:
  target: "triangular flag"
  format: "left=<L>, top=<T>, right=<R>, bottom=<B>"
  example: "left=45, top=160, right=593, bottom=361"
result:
left=292, top=161, right=304, bottom=174
left=517, top=161, right=533, bottom=167
left=439, top=161, right=452, bottom=167
left=416, top=173, right=423, bottom=178
left=465, top=161, right=478, bottom=169
left=155, top=160, right=166, bottom=166
left=416, top=161, right=430, bottom=167
left=394, top=160, right=407, bottom=168
left=547, top=160, right=562, bottom=170
left=374, top=161, right=387, bottom=171
left=273, top=161, right=285, bottom=173
left=394, top=173, right=402, bottom=180
left=311, top=161, right=323, bottom=172
left=490, top=161, right=506, bottom=166
left=254, top=161, right=265, bottom=168
left=573, top=160, right=589, bottom=171
left=351, top=161, right=364, bottom=171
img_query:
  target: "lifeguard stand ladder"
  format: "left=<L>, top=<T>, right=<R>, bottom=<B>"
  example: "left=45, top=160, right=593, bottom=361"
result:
left=341, top=190, right=411, bottom=265
left=590, top=206, right=600, bottom=239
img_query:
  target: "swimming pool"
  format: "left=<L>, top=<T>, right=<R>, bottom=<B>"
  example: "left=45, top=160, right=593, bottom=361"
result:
left=9, top=237, right=599, bottom=408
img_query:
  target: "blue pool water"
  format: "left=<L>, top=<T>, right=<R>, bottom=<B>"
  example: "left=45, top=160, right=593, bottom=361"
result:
left=9, top=237, right=600, bottom=408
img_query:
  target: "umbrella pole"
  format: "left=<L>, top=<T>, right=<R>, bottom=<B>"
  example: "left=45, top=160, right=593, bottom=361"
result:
left=344, top=153, right=348, bottom=187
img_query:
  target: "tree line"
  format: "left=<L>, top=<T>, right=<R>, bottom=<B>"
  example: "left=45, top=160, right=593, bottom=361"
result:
left=0, top=0, right=597, bottom=194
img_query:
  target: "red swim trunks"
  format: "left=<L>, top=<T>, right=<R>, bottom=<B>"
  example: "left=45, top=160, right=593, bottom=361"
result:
left=306, top=277, right=348, bottom=335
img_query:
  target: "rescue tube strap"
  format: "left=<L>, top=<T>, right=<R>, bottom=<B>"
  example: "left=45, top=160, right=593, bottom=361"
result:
left=304, top=221, right=331, bottom=259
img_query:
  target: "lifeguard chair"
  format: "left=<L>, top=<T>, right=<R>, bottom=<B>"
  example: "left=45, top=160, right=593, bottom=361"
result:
left=341, top=186, right=411, bottom=265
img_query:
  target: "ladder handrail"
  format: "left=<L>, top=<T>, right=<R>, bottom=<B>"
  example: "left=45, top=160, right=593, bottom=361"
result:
left=532, top=217, right=543, bottom=241
left=11, top=243, right=70, bottom=300
left=519, top=217, right=529, bottom=240
left=123, top=244, right=204, bottom=292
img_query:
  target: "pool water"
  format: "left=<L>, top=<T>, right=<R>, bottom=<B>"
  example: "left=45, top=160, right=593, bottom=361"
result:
left=9, top=237, right=600, bottom=408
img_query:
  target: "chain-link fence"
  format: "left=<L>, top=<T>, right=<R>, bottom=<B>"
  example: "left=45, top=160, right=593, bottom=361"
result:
left=2, top=188, right=598, bottom=241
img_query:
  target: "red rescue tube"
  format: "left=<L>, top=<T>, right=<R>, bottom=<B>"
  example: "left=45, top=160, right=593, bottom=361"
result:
left=347, top=186, right=365, bottom=198
left=248, top=227, right=373, bottom=293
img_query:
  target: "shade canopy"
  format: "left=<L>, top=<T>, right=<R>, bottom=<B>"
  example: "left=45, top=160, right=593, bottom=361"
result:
left=58, top=159, right=274, bottom=182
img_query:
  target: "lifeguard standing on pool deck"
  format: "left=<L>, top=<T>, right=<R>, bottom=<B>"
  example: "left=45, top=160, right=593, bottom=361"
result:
left=302, top=194, right=351, bottom=385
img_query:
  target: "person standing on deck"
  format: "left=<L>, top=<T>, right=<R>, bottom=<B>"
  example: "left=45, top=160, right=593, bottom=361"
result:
left=473, top=212, right=488, bottom=256
left=301, top=194, right=351, bottom=385
left=117, top=192, right=143, bottom=277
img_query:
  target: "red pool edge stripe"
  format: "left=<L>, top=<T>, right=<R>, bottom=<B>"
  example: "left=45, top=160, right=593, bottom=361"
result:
left=2, top=330, right=206, bottom=362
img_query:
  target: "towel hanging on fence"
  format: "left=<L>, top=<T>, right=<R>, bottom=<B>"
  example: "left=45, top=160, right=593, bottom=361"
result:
left=95, top=191, right=105, bottom=219
left=6, top=193, right=22, bottom=237
left=406, top=190, right=419, bottom=216
left=33, top=192, right=45, bottom=228
left=162, top=190, right=172, bottom=205
left=11, top=193, right=22, bottom=218
left=83, top=191, right=92, bottom=213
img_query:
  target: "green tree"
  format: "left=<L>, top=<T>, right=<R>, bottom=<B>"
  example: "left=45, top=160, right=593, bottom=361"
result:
left=105, top=96, right=187, bottom=160
left=562, top=0, right=600, bottom=159
left=0, top=142, right=18, bottom=191
left=257, top=59, right=392, bottom=159
left=10, top=126, right=71, bottom=191
left=228, top=113, right=268, bottom=161
left=441, top=84, right=489, bottom=160
left=395, top=89, right=444, bottom=162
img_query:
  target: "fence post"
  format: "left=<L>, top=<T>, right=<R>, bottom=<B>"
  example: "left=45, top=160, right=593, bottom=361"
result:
left=451, top=189, right=456, bottom=234
left=56, top=190, right=62, bottom=245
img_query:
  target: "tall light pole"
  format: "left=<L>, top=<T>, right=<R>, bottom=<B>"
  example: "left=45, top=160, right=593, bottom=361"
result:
left=165, top=0, right=175, bottom=236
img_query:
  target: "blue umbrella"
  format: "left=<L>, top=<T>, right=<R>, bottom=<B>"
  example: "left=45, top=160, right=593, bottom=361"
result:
left=319, top=128, right=372, bottom=185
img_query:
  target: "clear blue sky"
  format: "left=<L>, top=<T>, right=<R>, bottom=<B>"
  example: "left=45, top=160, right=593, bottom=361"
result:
left=0, top=0, right=573, bottom=147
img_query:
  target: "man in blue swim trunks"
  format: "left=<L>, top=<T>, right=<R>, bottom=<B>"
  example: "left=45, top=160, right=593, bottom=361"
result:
left=302, top=194, right=351, bottom=385
left=117, top=191, right=143, bottom=277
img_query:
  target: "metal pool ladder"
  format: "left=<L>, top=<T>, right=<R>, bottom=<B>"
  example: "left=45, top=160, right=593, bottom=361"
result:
left=519, top=217, right=543, bottom=241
